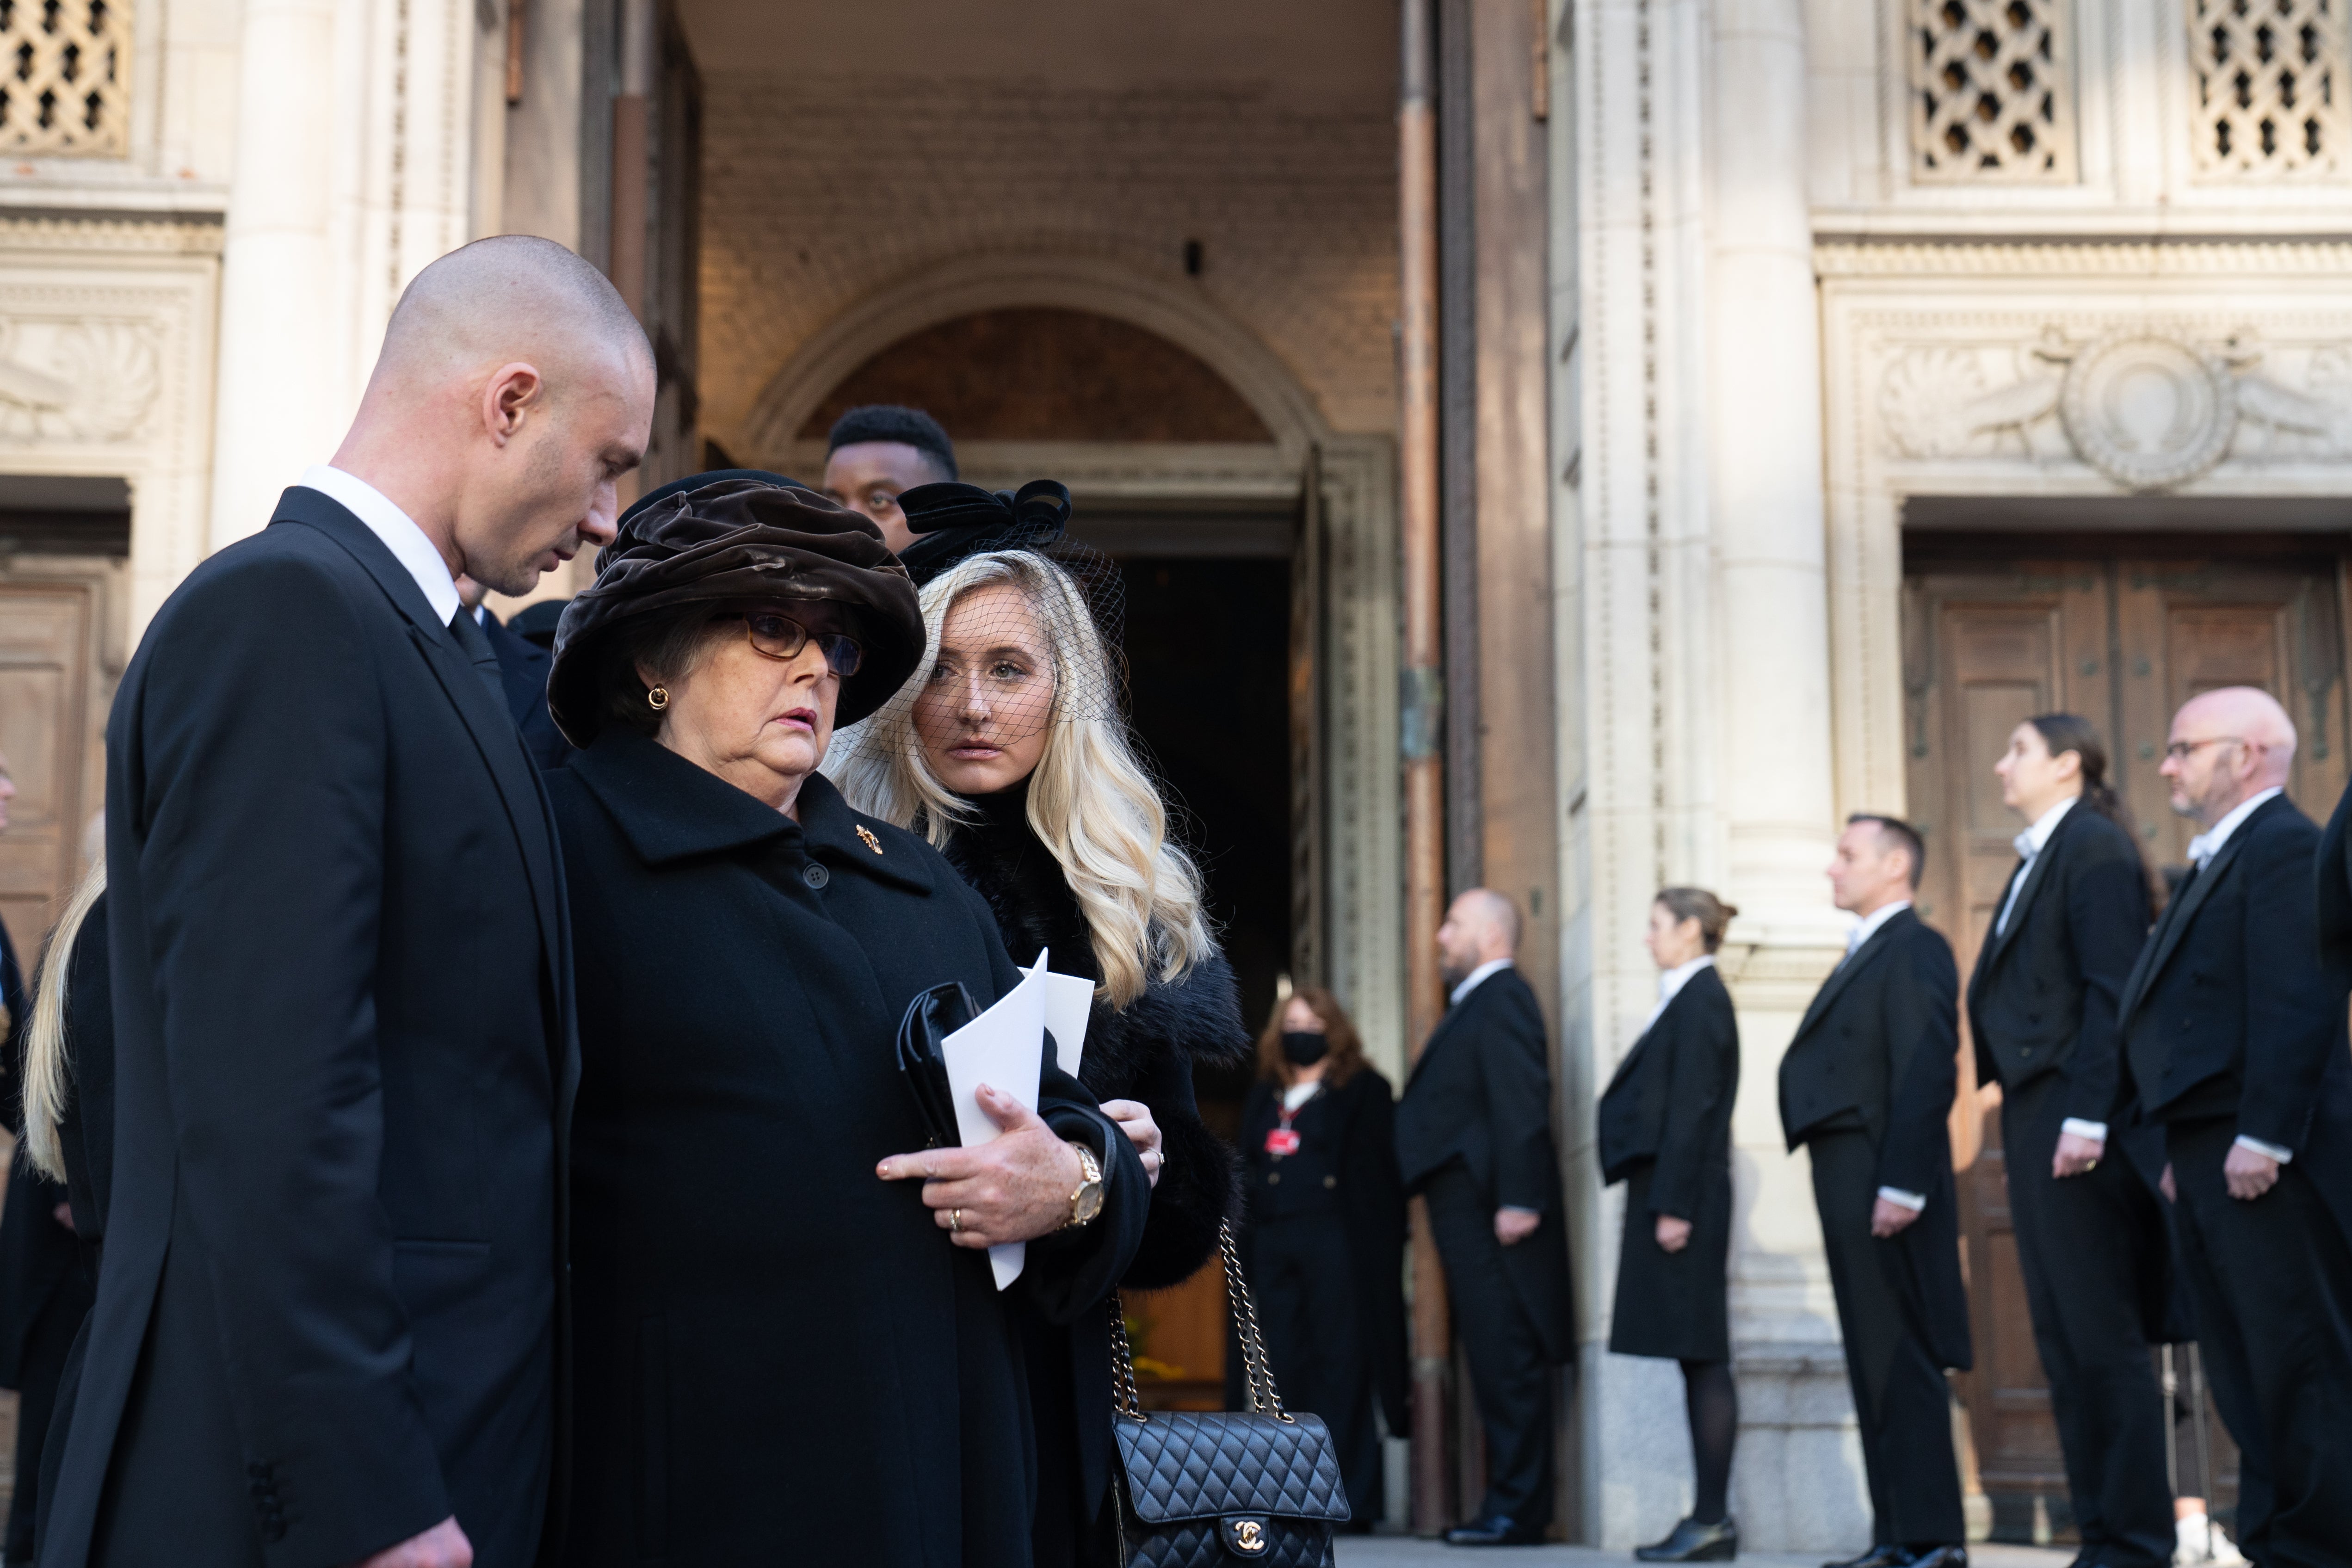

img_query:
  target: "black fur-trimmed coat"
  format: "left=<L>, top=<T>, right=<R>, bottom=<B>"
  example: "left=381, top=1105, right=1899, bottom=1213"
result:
left=939, top=786, right=1248, bottom=1290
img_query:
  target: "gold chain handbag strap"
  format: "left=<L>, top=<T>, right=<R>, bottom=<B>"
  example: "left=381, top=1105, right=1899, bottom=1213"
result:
left=1109, top=1219, right=1293, bottom=1424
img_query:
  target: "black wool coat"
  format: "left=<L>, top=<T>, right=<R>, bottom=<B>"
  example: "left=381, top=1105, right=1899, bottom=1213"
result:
left=52, top=894, right=114, bottom=1245
left=938, top=785, right=1248, bottom=1290
left=1395, top=968, right=1574, bottom=1363
left=2121, top=794, right=2352, bottom=1254
left=1232, top=1067, right=1410, bottom=1431
left=51, top=488, right=575, bottom=1568
left=547, top=736, right=1148, bottom=1568
left=1779, top=908, right=1973, bottom=1373
left=0, top=916, right=79, bottom=1392
left=1596, top=963, right=1738, bottom=1362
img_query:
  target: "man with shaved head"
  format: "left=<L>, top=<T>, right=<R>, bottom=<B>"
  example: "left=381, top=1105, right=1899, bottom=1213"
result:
left=1395, top=889, right=1573, bottom=1546
left=47, top=236, right=654, bottom=1568
left=2117, top=685, right=2352, bottom=1562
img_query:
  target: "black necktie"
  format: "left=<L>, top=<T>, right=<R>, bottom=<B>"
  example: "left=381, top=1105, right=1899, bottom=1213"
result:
left=448, top=609, right=508, bottom=712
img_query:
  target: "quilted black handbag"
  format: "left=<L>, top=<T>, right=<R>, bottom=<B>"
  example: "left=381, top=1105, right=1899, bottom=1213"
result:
left=1106, top=1223, right=1349, bottom=1565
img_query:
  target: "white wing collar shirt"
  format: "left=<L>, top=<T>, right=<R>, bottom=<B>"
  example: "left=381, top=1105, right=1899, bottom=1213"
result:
left=300, top=465, right=462, bottom=629
left=2180, top=785, right=2296, bottom=1165
left=1641, top=955, right=1715, bottom=1036
left=1449, top=957, right=1514, bottom=1007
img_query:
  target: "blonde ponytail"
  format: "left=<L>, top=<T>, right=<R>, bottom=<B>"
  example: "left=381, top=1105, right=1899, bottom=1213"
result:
left=22, top=856, right=105, bottom=1183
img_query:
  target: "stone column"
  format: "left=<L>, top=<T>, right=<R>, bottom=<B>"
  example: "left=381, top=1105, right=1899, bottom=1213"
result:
left=1705, top=0, right=1867, bottom=1553
left=207, top=0, right=350, bottom=547
left=1708, top=0, right=1840, bottom=944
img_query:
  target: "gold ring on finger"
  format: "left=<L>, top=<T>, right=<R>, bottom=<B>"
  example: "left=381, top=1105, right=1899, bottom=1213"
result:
left=949, top=1208, right=962, bottom=1233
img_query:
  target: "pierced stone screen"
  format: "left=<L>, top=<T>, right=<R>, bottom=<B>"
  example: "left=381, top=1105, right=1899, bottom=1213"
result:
left=2190, top=0, right=2347, bottom=177
left=1, top=0, right=130, bottom=157
left=1908, top=0, right=2076, bottom=182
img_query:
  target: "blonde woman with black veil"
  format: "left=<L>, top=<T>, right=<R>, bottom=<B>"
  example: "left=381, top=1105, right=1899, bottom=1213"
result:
left=830, top=481, right=1251, bottom=1565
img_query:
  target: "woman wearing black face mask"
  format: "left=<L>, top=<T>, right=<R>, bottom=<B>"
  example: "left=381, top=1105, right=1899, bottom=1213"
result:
left=1232, top=985, right=1408, bottom=1530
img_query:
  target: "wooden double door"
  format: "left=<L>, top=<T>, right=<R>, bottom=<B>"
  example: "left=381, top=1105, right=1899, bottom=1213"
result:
left=1902, top=533, right=2352, bottom=1539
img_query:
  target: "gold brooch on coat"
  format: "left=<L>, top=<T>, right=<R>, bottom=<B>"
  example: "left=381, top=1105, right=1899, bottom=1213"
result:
left=854, top=825, right=884, bottom=855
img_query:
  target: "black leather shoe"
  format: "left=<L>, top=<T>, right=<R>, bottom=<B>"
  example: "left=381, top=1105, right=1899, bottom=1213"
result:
left=1823, top=1549, right=1914, bottom=1568
left=1905, top=1550, right=1966, bottom=1568
left=1636, top=1515, right=1739, bottom=1561
left=1444, top=1515, right=1542, bottom=1546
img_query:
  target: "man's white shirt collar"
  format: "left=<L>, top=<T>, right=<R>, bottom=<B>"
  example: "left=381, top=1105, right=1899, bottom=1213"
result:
left=1641, top=954, right=1714, bottom=1034
left=1847, top=899, right=1912, bottom=955
left=2186, top=787, right=2283, bottom=868
left=300, top=465, right=462, bottom=628
left=1450, top=957, right=1513, bottom=1006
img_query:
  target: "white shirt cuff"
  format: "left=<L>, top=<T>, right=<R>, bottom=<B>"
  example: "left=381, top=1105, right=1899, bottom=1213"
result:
left=2060, top=1119, right=2109, bottom=1143
left=1876, top=1186, right=1927, bottom=1212
left=2234, top=1135, right=2294, bottom=1165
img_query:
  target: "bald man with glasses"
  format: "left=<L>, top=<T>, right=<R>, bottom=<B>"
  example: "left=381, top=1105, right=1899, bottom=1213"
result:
left=2117, top=686, right=2352, bottom=1566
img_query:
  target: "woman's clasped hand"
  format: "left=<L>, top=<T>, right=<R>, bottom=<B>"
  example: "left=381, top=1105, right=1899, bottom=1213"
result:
left=876, top=1082, right=1091, bottom=1246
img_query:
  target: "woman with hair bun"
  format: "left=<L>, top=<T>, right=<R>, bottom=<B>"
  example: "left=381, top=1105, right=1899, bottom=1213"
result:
left=1598, top=887, right=1742, bottom=1561
left=831, top=504, right=1250, bottom=1566
left=1969, top=714, right=2179, bottom=1568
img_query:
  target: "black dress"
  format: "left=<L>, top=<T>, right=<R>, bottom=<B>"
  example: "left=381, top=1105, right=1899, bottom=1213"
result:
left=547, top=733, right=1149, bottom=1568
left=1233, top=1068, right=1409, bottom=1528
left=1596, top=963, right=1738, bottom=1363
left=935, top=783, right=1249, bottom=1563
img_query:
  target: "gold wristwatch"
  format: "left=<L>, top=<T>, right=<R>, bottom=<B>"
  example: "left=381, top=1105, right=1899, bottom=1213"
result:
left=1061, top=1142, right=1105, bottom=1229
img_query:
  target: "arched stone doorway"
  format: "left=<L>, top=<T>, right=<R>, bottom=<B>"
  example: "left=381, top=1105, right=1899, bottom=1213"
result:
left=737, top=262, right=1402, bottom=1083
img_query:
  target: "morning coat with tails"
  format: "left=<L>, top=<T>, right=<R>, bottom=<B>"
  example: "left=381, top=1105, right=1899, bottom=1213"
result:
left=1778, top=908, right=1973, bottom=1373
left=1394, top=968, right=1574, bottom=1363
left=547, top=735, right=1148, bottom=1568
left=1596, top=963, right=1738, bottom=1362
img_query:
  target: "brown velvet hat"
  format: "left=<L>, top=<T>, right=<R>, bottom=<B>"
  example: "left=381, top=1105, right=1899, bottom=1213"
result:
left=548, top=475, right=924, bottom=746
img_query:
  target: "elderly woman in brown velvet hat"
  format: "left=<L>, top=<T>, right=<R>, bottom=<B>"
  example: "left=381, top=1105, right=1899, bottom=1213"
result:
left=542, top=473, right=1147, bottom=1568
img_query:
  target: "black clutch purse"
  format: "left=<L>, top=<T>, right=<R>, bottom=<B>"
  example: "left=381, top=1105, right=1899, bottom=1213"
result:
left=1107, top=1223, right=1348, bottom=1565
left=895, top=980, right=976, bottom=1148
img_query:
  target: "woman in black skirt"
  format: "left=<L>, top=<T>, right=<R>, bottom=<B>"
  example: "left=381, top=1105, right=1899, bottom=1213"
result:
left=1232, top=985, right=1408, bottom=1531
left=1597, top=887, right=1742, bottom=1561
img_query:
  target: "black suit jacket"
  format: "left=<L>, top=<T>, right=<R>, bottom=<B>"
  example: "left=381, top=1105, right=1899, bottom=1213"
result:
left=483, top=611, right=572, bottom=771
left=2317, top=779, right=2352, bottom=988
left=49, top=487, right=578, bottom=1568
left=2118, top=796, right=2352, bottom=1260
left=1395, top=967, right=1574, bottom=1361
left=1967, top=803, right=2151, bottom=1119
left=1779, top=907, right=1972, bottom=1372
left=1596, top=963, right=1738, bottom=1221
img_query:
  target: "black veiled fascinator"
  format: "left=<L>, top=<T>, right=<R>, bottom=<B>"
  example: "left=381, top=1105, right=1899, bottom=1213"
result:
left=896, top=479, right=1073, bottom=586
left=547, top=475, right=924, bottom=745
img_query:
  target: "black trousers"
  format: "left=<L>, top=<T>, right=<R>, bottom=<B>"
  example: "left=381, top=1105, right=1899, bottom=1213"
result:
left=2167, top=1117, right=2352, bottom=1568
left=6, top=1262, right=95, bottom=1561
left=2001, top=1075, right=2173, bottom=1568
left=1254, top=1215, right=1381, bottom=1528
left=1424, top=1166, right=1552, bottom=1532
left=1807, top=1131, right=1964, bottom=1550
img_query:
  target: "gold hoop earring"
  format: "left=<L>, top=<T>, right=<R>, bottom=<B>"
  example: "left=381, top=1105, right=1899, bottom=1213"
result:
left=647, top=685, right=668, bottom=711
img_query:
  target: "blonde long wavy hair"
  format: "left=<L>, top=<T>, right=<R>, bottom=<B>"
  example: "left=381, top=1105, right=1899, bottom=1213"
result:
left=21, top=855, right=104, bottom=1183
left=828, top=549, right=1210, bottom=1009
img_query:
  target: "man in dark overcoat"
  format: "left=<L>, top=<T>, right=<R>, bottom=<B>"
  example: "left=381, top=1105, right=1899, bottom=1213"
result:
left=42, top=237, right=654, bottom=1568
left=2119, top=686, right=2352, bottom=1566
left=1965, top=728, right=2172, bottom=1568
left=1781, top=815, right=1970, bottom=1568
left=1395, top=888, right=1572, bottom=1547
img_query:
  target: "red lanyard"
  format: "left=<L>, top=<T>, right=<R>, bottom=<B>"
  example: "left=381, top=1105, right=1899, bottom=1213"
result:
left=1265, top=1089, right=1315, bottom=1157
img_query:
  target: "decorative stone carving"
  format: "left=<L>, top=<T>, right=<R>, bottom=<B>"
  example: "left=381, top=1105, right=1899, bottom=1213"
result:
left=0, top=0, right=133, bottom=157
left=0, top=319, right=163, bottom=444
left=2053, top=333, right=2240, bottom=491
left=1906, top=0, right=2074, bottom=182
left=1877, top=327, right=2352, bottom=488
left=2189, top=0, right=2346, bottom=179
